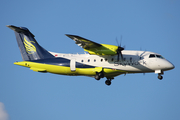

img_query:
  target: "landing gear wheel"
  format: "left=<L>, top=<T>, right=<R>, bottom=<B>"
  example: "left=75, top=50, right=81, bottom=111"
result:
left=105, top=80, right=111, bottom=86
left=95, top=72, right=104, bottom=80
left=95, top=74, right=100, bottom=80
left=158, top=75, right=163, bottom=80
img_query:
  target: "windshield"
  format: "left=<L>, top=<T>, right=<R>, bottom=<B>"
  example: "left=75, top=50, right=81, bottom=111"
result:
left=156, top=55, right=164, bottom=59
left=149, top=54, right=164, bottom=59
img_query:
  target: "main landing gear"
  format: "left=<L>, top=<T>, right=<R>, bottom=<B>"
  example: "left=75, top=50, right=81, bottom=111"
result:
left=94, top=71, right=114, bottom=86
left=95, top=71, right=104, bottom=80
left=105, top=78, right=114, bottom=86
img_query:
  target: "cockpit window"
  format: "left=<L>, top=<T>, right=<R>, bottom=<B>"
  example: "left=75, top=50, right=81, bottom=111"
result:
left=149, top=54, right=164, bottom=59
left=149, top=54, right=156, bottom=58
left=156, top=55, right=164, bottom=59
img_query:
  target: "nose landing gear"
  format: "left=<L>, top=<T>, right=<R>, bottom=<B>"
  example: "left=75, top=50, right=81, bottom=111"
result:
left=158, top=73, right=163, bottom=80
left=155, top=70, right=164, bottom=80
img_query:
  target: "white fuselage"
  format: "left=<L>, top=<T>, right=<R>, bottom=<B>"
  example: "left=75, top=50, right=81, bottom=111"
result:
left=50, top=50, right=174, bottom=74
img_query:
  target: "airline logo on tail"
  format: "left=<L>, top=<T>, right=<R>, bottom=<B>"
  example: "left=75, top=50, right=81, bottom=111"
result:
left=24, top=37, right=36, bottom=54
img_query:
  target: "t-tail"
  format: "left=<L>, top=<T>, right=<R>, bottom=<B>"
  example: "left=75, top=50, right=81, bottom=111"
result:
left=7, top=25, right=54, bottom=61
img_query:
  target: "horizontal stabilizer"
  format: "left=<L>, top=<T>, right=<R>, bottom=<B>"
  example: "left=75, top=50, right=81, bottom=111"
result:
left=7, top=25, right=54, bottom=61
left=7, top=25, right=35, bottom=37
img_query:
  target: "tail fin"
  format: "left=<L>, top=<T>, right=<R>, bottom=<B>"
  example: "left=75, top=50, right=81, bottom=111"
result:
left=7, top=25, right=54, bottom=61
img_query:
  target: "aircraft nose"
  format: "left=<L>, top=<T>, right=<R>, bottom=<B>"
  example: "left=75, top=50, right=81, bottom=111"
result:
left=166, top=61, right=175, bottom=70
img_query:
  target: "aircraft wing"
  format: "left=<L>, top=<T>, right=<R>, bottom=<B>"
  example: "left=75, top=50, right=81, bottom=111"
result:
left=66, top=34, right=119, bottom=56
left=65, top=34, right=102, bottom=49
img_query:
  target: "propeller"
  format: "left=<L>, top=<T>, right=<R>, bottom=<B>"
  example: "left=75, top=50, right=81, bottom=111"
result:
left=139, top=50, right=147, bottom=60
left=116, top=36, right=125, bottom=61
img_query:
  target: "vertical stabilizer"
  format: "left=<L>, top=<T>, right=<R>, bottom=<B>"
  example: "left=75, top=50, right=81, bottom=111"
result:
left=7, top=25, right=54, bottom=61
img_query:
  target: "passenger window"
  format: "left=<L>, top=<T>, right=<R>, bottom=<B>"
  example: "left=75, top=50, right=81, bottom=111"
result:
left=88, top=59, right=90, bottom=62
left=149, top=54, right=155, bottom=58
left=105, top=58, right=108, bottom=61
left=101, top=59, right=103, bottom=62
left=81, top=60, right=84, bottom=62
left=94, top=59, right=96, bottom=62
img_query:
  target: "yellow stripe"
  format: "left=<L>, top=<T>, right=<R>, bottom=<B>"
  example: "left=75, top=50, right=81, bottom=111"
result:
left=14, top=61, right=125, bottom=77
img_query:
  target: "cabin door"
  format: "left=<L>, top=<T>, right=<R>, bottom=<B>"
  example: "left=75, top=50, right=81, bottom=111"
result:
left=70, top=59, right=76, bottom=71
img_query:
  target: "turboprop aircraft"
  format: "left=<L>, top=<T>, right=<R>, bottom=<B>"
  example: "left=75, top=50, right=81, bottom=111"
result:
left=7, top=25, right=175, bottom=86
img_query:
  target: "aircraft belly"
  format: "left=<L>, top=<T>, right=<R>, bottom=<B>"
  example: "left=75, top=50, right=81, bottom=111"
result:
left=14, top=59, right=153, bottom=78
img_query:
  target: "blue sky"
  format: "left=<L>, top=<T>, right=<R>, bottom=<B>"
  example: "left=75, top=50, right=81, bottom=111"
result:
left=0, top=0, right=180, bottom=120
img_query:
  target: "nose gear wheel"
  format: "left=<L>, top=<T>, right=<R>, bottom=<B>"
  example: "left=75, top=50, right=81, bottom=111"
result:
left=158, top=73, right=163, bottom=80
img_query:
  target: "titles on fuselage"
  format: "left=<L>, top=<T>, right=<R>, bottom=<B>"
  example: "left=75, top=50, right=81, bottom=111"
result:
left=114, top=60, right=146, bottom=66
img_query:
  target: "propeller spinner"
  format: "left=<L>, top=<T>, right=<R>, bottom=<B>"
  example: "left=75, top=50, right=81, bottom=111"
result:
left=116, top=46, right=124, bottom=61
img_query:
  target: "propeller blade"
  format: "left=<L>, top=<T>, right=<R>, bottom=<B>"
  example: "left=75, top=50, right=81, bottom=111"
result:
left=120, top=51, right=123, bottom=60
left=117, top=53, right=119, bottom=61
left=116, top=46, right=124, bottom=61
left=116, top=37, right=119, bottom=46
left=139, top=50, right=146, bottom=60
left=115, top=36, right=125, bottom=61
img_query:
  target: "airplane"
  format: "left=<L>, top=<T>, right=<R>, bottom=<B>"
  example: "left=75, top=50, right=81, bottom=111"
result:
left=7, top=25, right=175, bottom=86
